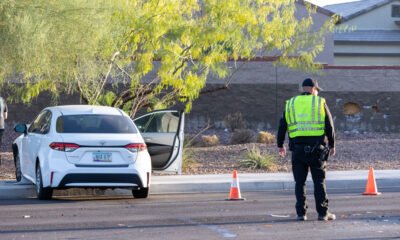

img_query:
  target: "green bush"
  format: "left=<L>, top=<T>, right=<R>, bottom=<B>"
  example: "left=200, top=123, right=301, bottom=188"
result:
left=239, top=145, right=276, bottom=170
left=230, top=129, right=254, bottom=144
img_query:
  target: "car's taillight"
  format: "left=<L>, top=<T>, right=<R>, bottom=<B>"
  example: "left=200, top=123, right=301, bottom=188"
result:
left=125, top=143, right=147, bottom=152
left=49, top=142, right=80, bottom=152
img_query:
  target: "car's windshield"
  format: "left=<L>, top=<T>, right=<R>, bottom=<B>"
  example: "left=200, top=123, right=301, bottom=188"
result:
left=56, top=114, right=137, bottom=134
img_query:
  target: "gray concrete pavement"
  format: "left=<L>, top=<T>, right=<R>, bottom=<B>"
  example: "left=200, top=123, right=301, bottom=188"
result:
left=1, top=170, right=399, bottom=199
left=1, top=190, right=400, bottom=239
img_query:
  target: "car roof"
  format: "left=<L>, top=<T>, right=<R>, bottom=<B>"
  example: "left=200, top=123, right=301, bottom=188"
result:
left=47, top=105, right=125, bottom=116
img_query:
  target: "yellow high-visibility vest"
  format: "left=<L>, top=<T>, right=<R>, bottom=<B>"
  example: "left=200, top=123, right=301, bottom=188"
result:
left=285, top=95, right=326, bottom=138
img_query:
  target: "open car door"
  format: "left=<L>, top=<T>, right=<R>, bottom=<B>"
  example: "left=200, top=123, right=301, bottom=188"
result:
left=134, top=110, right=184, bottom=174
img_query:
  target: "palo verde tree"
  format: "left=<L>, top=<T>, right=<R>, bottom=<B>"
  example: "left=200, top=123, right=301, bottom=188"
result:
left=0, top=0, right=337, bottom=117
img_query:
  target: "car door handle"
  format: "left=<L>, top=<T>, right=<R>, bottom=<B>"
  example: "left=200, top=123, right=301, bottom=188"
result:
left=144, top=138, right=153, bottom=141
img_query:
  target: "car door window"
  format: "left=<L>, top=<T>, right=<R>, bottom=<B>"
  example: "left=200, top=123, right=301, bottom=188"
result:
left=40, top=111, right=52, bottom=134
left=28, top=111, right=51, bottom=134
left=135, top=112, right=179, bottom=133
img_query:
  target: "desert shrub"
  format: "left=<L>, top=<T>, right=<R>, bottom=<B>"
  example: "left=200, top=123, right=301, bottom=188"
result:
left=201, top=135, right=220, bottom=147
left=257, top=131, right=276, bottom=144
left=184, top=134, right=202, bottom=147
left=184, top=122, right=213, bottom=147
left=224, top=112, right=247, bottom=132
left=230, top=129, right=254, bottom=144
left=182, top=148, right=199, bottom=172
left=239, top=145, right=276, bottom=170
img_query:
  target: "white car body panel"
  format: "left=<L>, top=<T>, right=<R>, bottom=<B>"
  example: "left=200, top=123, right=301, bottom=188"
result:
left=59, top=134, right=143, bottom=165
left=13, top=105, right=153, bottom=191
left=154, top=112, right=184, bottom=174
left=134, top=110, right=185, bottom=174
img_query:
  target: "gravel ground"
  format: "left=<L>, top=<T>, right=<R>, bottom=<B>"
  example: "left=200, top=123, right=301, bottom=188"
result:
left=0, top=153, right=16, bottom=180
left=183, top=137, right=400, bottom=175
left=1, top=133, right=400, bottom=180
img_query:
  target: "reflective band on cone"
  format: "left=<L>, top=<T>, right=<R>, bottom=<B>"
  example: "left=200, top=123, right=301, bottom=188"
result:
left=226, top=170, right=245, bottom=201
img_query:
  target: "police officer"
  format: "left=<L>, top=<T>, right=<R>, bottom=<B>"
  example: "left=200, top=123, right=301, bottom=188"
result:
left=277, top=78, right=336, bottom=221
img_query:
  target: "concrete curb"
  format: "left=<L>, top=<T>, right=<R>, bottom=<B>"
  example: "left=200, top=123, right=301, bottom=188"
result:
left=1, top=170, right=400, bottom=199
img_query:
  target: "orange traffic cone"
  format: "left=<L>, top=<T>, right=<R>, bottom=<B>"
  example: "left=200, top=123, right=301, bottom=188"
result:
left=363, top=166, right=381, bottom=195
left=226, top=170, right=245, bottom=201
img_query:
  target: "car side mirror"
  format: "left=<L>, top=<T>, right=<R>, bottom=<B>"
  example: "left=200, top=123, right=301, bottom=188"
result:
left=14, top=123, right=28, bottom=135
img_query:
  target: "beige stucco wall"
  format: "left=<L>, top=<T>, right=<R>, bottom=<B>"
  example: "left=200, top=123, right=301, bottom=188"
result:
left=294, top=2, right=334, bottom=64
left=344, top=0, right=400, bottom=30
left=260, top=3, right=334, bottom=64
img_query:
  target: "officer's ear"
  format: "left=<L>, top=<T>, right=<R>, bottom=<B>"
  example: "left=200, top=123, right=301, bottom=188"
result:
left=312, top=87, right=319, bottom=96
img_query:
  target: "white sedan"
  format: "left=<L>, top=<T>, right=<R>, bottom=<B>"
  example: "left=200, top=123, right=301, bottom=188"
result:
left=12, top=105, right=184, bottom=200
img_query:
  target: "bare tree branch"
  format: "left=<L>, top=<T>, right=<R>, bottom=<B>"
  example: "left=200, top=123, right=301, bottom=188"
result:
left=199, top=85, right=229, bottom=94
left=76, top=79, right=89, bottom=104
left=93, top=51, right=120, bottom=102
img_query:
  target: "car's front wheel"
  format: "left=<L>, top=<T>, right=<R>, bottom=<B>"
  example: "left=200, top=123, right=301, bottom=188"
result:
left=14, top=152, right=22, bottom=182
left=36, top=165, right=53, bottom=200
left=132, top=187, right=149, bottom=198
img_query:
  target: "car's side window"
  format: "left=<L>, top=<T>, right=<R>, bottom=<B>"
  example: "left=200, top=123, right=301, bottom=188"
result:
left=135, top=112, right=179, bottom=133
left=28, top=111, right=51, bottom=134
left=28, top=112, right=45, bottom=133
left=134, top=115, right=157, bottom=133
left=39, top=111, right=52, bottom=134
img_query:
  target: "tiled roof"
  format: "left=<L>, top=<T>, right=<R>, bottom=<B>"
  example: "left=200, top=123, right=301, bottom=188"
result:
left=325, top=0, right=396, bottom=22
left=335, top=30, right=400, bottom=42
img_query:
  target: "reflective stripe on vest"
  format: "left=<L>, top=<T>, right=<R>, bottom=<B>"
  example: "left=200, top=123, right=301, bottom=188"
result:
left=285, top=95, right=326, bottom=138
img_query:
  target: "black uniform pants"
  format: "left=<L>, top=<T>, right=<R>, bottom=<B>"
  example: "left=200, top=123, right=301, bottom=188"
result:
left=0, top=129, right=4, bottom=146
left=291, top=144, right=329, bottom=216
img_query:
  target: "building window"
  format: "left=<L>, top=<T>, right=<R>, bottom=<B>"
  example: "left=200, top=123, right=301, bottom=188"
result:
left=392, top=5, right=400, bottom=17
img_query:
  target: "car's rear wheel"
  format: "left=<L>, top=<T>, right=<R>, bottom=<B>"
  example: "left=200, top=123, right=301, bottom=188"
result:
left=14, top=152, right=22, bottom=182
left=36, top=165, right=53, bottom=200
left=132, top=187, right=149, bottom=198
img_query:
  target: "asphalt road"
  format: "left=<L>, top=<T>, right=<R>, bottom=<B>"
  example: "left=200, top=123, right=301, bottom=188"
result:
left=0, top=188, right=399, bottom=240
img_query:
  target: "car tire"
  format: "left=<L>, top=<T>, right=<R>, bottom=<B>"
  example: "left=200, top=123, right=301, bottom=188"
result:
left=14, top=152, right=22, bottom=182
left=132, top=187, right=149, bottom=198
left=36, top=165, right=53, bottom=200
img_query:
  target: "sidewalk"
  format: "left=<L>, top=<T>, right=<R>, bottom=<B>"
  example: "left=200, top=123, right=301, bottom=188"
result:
left=1, top=170, right=399, bottom=199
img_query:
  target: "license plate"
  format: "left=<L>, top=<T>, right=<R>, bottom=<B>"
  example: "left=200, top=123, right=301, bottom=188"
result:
left=93, top=152, right=112, bottom=162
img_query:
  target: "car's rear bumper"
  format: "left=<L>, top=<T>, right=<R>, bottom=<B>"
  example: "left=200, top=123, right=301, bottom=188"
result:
left=42, top=151, right=152, bottom=189
left=57, top=173, right=143, bottom=189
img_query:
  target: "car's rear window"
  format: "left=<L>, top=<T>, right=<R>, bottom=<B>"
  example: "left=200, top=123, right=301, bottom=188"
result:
left=56, top=114, right=137, bottom=133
